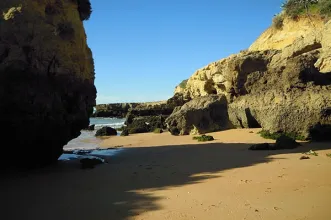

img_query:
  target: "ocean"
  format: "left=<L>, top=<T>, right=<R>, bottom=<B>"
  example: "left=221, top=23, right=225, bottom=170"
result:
left=62, top=117, right=125, bottom=150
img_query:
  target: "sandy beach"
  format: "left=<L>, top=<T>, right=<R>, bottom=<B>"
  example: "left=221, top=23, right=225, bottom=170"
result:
left=2, top=129, right=331, bottom=220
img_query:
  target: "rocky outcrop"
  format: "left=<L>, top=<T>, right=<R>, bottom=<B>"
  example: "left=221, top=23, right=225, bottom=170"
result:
left=228, top=46, right=331, bottom=138
left=95, top=127, right=117, bottom=136
left=92, top=103, right=139, bottom=118
left=0, top=0, right=96, bottom=168
left=315, top=20, right=331, bottom=73
left=175, top=50, right=278, bottom=100
left=123, top=94, right=191, bottom=134
left=166, top=95, right=232, bottom=135
left=123, top=115, right=168, bottom=134
left=170, top=16, right=331, bottom=139
left=249, top=136, right=300, bottom=150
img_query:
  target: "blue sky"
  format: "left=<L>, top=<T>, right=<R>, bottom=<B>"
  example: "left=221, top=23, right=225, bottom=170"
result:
left=84, top=0, right=283, bottom=104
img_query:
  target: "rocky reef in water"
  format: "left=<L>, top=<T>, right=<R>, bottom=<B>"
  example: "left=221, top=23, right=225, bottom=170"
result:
left=122, top=94, right=191, bottom=134
left=168, top=16, right=331, bottom=140
left=92, top=103, right=140, bottom=118
left=92, top=94, right=191, bottom=135
left=0, top=0, right=96, bottom=168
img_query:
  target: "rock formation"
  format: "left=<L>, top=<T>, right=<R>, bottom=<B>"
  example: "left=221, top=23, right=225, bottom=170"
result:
left=166, top=95, right=232, bottom=135
left=0, top=0, right=96, bottom=168
left=170, top=17, right=331, bottom=140
left=123, top=94, right=191, bottom=134
left=92, top=103, right=139, bottom=118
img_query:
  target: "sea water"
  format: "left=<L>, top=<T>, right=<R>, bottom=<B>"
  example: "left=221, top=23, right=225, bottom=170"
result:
left=58, top=117, right=125, bottom=160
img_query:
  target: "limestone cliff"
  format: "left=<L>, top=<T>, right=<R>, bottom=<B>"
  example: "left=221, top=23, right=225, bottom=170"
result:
left=0, top=0, right=96, bottom=167
left=169, top=16, right=331, bottom=139
left=249, top=16, right=325, bottom=51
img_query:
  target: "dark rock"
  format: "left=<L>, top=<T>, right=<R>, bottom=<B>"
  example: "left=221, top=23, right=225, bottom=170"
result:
left=125, top=115, right=168, bottom=134
left=87, top=124, right=95, bottom=131
left=309, top=123, right=331, bottom=141
left=80, top=158, right=103, bottom=169
left=127, top=118, right=150, bottom=134
left=169, top=127, right=180, bottom=136
left=249, top=143, right=271, bottom=150
left=274, top=135, right=301, bottom=149
left=95, top=126, right=117, bottom=136
left=0, top=2, right=96, bottom=168
left=92, top=103, right=139, bottom=118
left=300, top=156, right=310, bottom=160
left=166, top=95, right=233, bottom=135
left=166, top=93, right=191, bottom=109
left=120, top=129, right=129, bottom=136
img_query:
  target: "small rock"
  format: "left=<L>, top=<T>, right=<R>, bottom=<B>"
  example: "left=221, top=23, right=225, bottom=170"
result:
left=300, top=156, right=310, bottom=160
left=95, top=126, right=117, bottom=136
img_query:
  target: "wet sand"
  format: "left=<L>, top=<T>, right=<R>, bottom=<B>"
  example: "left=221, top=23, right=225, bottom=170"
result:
left=2, top=129, right=331, bottom=220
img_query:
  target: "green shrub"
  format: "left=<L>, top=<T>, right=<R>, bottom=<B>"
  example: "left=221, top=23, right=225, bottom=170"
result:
left=77, top=0, right=92, bottom=21
left=320, top=0, right=331, bottom=16
left=258, top=130, right=306, bottom=141
left=281, top=0, right=331, bottom=19
left=179, top=79, right=188, bottom=89
left=193, top=134, right=214, bottom=142
left=272, top=14, right=284, bottom=29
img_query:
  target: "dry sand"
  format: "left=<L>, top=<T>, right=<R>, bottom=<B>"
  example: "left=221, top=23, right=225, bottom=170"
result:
left=2, top=129, right=331, bottom=220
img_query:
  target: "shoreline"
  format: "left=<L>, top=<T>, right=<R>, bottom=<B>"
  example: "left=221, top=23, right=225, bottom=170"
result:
left=2, top=128, right=331, bottom=220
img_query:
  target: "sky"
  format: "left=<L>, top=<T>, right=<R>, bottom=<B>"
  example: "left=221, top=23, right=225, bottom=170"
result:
left=84, top=0, right=283, bottom=104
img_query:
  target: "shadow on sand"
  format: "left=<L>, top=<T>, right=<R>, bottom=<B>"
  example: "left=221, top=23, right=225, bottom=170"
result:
left=1, top=141, right=331, bottom=220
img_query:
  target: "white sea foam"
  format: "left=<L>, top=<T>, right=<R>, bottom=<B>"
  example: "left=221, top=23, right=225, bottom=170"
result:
left=62, top=117, right=125, bottom=151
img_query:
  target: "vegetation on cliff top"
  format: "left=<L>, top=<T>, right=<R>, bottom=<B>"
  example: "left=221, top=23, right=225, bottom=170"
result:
left=70, top=0, right=92, bottom=21
left=272, top=0, right=331, bottom=29
left=178, top=79, right=188, bottom=89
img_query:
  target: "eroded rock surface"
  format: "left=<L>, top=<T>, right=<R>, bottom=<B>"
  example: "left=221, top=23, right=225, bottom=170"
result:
left=0, top=0, right=96, bottom=168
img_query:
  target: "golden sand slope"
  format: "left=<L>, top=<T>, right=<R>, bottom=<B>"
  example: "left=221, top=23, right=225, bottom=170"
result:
left=2, top=129, right=331, bottom=220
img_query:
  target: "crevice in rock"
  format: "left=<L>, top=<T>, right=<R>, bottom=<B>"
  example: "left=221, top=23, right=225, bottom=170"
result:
left=245, top=108, right=261, bottom=128
left=292, top=43, right=322, bottom=58
left=236, top=116, right=244, bottom=128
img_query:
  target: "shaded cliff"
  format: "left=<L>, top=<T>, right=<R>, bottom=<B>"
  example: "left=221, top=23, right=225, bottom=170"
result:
left=0, top=0, right=96, bottom=168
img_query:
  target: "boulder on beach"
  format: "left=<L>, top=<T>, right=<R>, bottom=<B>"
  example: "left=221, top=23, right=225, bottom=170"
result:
left=249, top=136, right=300, bottom=151
left=95, top=127, right=117, bottom=136
left=166, top=95, right=233, bottom=135
left=274, top=135, right=301, bottom=149
left=125, top=115, right=168, bottom=134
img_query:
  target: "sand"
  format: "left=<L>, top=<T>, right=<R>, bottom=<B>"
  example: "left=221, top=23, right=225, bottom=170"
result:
left=2, top=129, right=331, bottom=220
